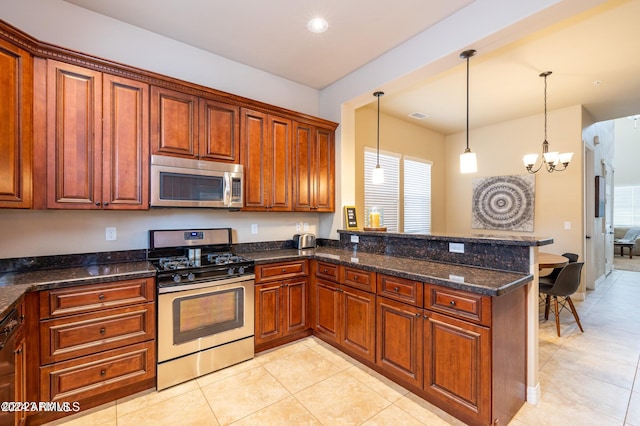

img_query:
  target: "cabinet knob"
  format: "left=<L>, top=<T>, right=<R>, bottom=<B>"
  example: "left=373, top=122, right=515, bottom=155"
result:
left=95, top=201, right=101, bottom=206
left=449, top=300, right=456, bottom=306
left=98, top=294, right=105, bottom=300
left=100, top=328, right=106, bottom=335
left=103, top=202, right=109, bottom=206
left=282, top=268, right=287, bottom=273
left=353, top=275, right=358, bottom=280
left=423, top=314, right=428, bottom=319
left=322, top=269, right=328, bottom=273
left=15, top=348, right=22, bottom=355
left=415, top=313, right=421, bottom=317
left=100, top=369, right=107, bottom=376
left=394, top=287, right=399, bottom=292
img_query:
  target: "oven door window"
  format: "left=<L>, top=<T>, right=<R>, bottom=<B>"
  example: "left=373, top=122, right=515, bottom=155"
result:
left=172, top=287, right=244, bottom=344
left=160, top=172, right=224, bottom=201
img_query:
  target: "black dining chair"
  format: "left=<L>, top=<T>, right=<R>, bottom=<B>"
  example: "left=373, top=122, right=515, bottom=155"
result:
left=539, top=261, right=585, bottom=337
left=539, top=252, right=579, bottom=284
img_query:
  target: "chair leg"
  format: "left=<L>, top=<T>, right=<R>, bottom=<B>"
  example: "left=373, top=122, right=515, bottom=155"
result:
left=553, top=296, right=561, bottom=337
left=544, top=294, right=551, bottom=320
left=565, top=296, right=584, bottom=333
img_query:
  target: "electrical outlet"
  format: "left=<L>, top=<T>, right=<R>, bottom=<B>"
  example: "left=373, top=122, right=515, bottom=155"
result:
left=351, top=235, right=359, bottom=243
left=251, top=224, right=258, bottom=235
left=296, top=222, right=301, bottom=232
left=303, top=223, right=309, bottom=231
left=105, top=227, right=117, bottom=241
left=449, top=242, right=464, bottom=253
left=564, top=221, right=572, bottom=230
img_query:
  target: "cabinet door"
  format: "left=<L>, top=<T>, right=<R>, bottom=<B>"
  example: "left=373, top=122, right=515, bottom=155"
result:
left=15, top=326, right=26, bottom=426
left=199, top=98, right=239, bottom=162
left=313, top=126, right=334, bottom=212
left=284, top=278, right=308, bottom=335
left=423, top=311, right=491, bottom=425
left=150, top=86, right=198, bottom=158
left=254, top=282, right=283, bottom=345
left=102, top=74, right=149, bottom=209
left=267, top=115, right=292, bottom=211
left=0, top=38, right=32, bottom=208
left=312, top=278, right=340, bottom=343
left=241, top=109, right=268, bottom=209
left=376, top=297, right=423, bottom=388
left=46, top=60, right=102, bottom=209
left=293, top=122, right=313, bottom=211
left=340, top=285, right=375, bottom=363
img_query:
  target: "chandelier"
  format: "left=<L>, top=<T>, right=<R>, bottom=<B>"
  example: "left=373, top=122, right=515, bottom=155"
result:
left=523, top=71, right=573, bottom=173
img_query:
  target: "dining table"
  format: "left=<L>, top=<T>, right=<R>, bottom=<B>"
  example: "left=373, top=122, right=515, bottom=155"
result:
left=538, top=252, right=569, bottom=270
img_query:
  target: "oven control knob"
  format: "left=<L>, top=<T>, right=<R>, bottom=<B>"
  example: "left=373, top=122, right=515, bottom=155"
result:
left=187, top=273, right=195, bottom=281
left=227, top=267, right=235, bottom=276
left=172, top=274, right=182, bottom=284
left=238, top=266, right=245, bottom=274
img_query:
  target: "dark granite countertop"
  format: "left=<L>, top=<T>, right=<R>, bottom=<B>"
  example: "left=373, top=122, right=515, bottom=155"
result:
left=338, top=229, right=554, bottom=247
left=246, top=247, right=533, bottom=297
left=0, top=261, right=156, bottom=320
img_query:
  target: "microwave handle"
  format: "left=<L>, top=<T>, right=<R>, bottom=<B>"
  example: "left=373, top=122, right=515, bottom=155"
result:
left=224, top=173, right=232, bottom=206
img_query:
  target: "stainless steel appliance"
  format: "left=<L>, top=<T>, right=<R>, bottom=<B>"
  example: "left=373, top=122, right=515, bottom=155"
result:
left=148, top=228, right=255, bottom=390
left=293, top=233, right=316, bottom=249
left=150, top=155, right=244, bottom=209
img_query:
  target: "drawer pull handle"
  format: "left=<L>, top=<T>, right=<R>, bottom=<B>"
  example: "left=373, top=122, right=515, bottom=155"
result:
left=449, top=300, right=456, bottom=306
left=100, top=328, right=106, bottom=335
left=394, top=287, right=399, bottom=292
left=98, top=294, right=105, bottom=300
left=100, top=369, right=107, bottom=376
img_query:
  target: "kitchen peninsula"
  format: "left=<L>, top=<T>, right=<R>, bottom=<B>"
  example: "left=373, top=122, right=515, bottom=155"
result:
left=0, top=231, right=547, bottom=426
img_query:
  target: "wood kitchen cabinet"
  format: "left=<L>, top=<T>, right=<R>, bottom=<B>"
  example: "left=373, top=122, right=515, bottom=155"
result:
left=255, top=261, right=310, bottom=351
left=0, top=37, right=33, bottom=209
left=150, top=86, right=240, bottom=162
left=293, top=122, right=335, bottom=212
left=375, top=275, right=525, bottom=426
left=44, top=60, right=149, bottom=209
left=241, top=108, right=292, bottom=211
left=28, top=277, right=156, bottom=424
left=14, top=300, right=27, bottom=426
left=312, top=261, right=376, bottom=363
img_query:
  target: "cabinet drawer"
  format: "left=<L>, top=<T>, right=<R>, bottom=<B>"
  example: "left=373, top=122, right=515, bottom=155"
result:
left=424, top=284, right=491, bottom=326
left=377, top=274, right=423, bottom=307
left=40, top=303, right=156, bottom=364
left=40, top=277, right=155, bottom=319
left=40, top=341, right=155, bottom=402
left=315, top=261, right=339, bottom=282
left=256, top=260, right=308, bottom=283
left=342, top=267, right=376, bottom=292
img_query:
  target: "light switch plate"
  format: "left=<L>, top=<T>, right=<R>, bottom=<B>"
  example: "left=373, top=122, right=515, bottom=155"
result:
left=105, top=227, right=117, bottom=241
left=251, top=224, right=258, bottom=234
left=303, top=223, right=309, bottom=231
left=449, top=242, right=464, bottom=253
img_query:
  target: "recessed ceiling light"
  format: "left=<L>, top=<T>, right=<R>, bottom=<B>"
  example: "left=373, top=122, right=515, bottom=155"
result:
left=409, top=112, right=430, bottom=120
left=307, top=17, right=328, bottom=34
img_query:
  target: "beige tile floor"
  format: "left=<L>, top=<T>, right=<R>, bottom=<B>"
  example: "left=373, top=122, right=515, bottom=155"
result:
left=47, top=269, right=640, bottom=426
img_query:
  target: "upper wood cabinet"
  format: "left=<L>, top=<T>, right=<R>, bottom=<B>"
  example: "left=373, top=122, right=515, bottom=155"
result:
left=44, top=60, right=149, bottom=209
left=151, top=86, right=240, bottom=163
left=293, top=122, right=335, bottom=212
left=0, top=38, right=33, bottom=208
left=241, top=108, right=292, bottom=211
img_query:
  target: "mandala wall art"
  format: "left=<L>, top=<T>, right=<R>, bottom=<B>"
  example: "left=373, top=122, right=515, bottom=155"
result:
left=472, top=174, right=535, bottom=232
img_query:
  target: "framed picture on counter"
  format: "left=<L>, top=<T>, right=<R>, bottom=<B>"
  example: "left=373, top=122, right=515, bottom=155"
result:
left=344, top=206, right=358, bottom=230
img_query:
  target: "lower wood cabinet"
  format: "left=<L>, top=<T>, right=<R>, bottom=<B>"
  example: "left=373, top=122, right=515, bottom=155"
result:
left=312, top=262, right=376, bottom=363
left=25, top=277, right=157, bottom=424
left=255, top=261, right=310, bottom=351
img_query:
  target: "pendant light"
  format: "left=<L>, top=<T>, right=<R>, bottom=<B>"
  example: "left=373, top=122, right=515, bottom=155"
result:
left=459, top=49, right=477, bottom=174
left=372, top=91, right=385, bottom=184
left=523, top=71, right=573, bottom=173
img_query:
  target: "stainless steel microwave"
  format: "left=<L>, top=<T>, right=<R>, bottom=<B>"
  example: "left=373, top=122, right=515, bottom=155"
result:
left=150, top=155, right=243, bottom=209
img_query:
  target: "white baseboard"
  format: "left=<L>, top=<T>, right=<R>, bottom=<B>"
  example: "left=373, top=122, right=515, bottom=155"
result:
left=527, top=383, right=541, bottom=404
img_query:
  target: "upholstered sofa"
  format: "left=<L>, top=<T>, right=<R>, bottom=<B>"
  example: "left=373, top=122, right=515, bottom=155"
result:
left=614, top=227, right=640, bottom=256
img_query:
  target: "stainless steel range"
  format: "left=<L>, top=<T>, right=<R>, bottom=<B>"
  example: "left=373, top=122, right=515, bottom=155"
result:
left=148, top=228, right=255, bottom=390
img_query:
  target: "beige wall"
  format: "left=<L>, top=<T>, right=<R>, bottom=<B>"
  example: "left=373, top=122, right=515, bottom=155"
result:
left=354, top=107, right=446, bottom=233
left=444, top=105, right=585, bottom=259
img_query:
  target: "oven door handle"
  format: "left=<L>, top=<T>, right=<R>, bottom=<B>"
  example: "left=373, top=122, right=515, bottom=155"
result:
left=158, top=274, right=255, bottom=294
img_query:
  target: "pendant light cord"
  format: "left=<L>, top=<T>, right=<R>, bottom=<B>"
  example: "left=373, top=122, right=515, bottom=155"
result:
left=377, top=93, right=381, bottom=166
left=544, top=73, right=548, bottom=143
left=465, top=54, right=470, bottom=151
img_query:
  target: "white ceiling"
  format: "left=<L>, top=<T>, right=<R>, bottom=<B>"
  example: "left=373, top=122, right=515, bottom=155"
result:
left=64, top=0, right=640, bottom=135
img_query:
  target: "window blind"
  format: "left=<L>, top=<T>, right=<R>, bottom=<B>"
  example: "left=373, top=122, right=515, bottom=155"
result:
left=404, top=158, right=431, bottom=234
left=364, top=148, right=399, bottom=232
left=614, top=185, right=640, bottom=227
